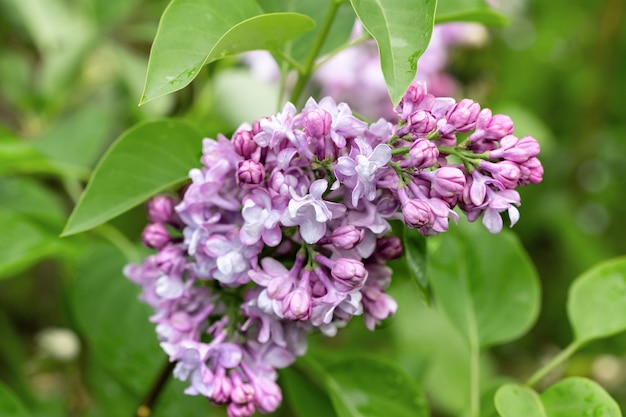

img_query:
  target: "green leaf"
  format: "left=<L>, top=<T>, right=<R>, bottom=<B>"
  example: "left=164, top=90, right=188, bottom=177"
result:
left=0, top=383, right=28, bottom=417
left=0, top=207, right=60, bottom=279
left=349, top=0, right=437, bottom=106
left=280, top=367, right=337, bottom=417
left=567, top=257, right=626, bottom=344
left=0, top=136, right=88, bottom=179
left=494, top=384, right=546, bottom=417
left=258, top=0, right=356, bottom=63
left=33, top=104, right=118, bottom=170
left=0, top=177, right=66, bottom=227
left=541, top=377, right=622, bottom=417
left=428, top=221, right=540, bottom=347
left=71, top=243, right=163, bottom=395
left=141, top=0, right=315, bottom=104
left=402, top=227, right=431, bottom=304
left=62, top=120, right=201, bottom=236
left=435, top=0, right=508, bottom=26
left=325, top=356, right=429, bottom=417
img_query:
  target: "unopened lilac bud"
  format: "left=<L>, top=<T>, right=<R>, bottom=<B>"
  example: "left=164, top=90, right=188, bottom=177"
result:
left=331, top=225, right=364, bottom=250
left=253, top=377, right=282, bottom=413
left=147, top=195, right=175, bottom=223
left=408, top=139, right=439, bottom=170
left=402, top=199, right=432, bottom=228
left=233, top=130, right=257, bottom=158
left=154, top=245, right=185, bottom=275
left=439, top=99, right=481, bottom=135
left=376, top=236, right=403, bottom=260
left=228, top=402, right=255, bottom=417
left=142, top=223, right=170, bottom=249
left=519, top=157, right=543, bottom=185
left=398, top=82, right=427, bottom=119
left=431, top=167, right=466, bottom=199
left=231, top=382, right=255, bottom=404
left=237, top=160, right=265, bottom=185
left=331, top=258, right=368, bottom=292
left=517, top=136, right=541, bottom=159
left=471, top=110, right=514, bottom=141
left=408, top=110, right=437, bottom=135
left=251, top=118, right=263, bottom=135
left=209, top=369, right=232, bottom=404
left=480, top=160, right=520, bottom=189
left=282, top=282, right=311, bottom=321
left=304, top=108, right=332, bottom=137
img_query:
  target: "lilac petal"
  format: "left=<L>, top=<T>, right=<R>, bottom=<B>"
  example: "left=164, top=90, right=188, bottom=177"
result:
left=300, top=218, right=325, bottom=244
left=368, top=144, right=392, bottom=166
left=309, top=179, right=328, bottom=198
left=262, top=225, right=282, bottom=247
left=482, top=208, right=503, bottom=233
left=335, top=157, right=357, bottom=175
left=217, top=343, right=243, bottom=368
left=265, top=345, right=296, bottom=368
left=508, top=206, right=520, bottom=227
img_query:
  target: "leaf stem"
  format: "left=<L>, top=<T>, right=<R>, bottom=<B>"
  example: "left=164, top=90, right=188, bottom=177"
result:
left=525, top=340, right=583, bottom=387
left=134, top=358, right=175, bottom=417
left=288, top=0, right=343, bottom=105
left=469, top=335, right=480, bottom=417
left=95, top=224, right=141, bottom=263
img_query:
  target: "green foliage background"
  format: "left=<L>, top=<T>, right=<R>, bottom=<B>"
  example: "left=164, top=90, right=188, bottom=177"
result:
left=1, top=0, right=626, bottom=416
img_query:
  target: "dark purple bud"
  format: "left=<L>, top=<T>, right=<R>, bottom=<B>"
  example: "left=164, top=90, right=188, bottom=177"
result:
left=233, top=130, right=257, bottom=158
left=142, top=223, right=170, bottom=249
left=237, top=160, right=265, bottom=185
left=331, top=258, right=368, bottom=292
left=147, top=195, right=175, bottom=223
left=408, top=139, right=439, bottom=170
left=304, top=108, right=332, bottom=138
left=376, top=236, right=403, bottom=260
left=402, top=199, right=432, bottom=228
left=331, top=225, right=364, bottom=250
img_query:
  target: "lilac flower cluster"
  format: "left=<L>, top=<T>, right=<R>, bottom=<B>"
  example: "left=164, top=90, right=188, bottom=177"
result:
left=125, top=82, right=542, bottom=416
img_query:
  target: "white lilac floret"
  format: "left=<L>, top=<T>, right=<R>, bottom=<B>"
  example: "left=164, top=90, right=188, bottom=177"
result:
left=125, top=82, right=543, bottom=417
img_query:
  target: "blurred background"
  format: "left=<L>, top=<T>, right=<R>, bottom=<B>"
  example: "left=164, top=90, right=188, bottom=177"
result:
left=1, top=0, right=626, bottom=416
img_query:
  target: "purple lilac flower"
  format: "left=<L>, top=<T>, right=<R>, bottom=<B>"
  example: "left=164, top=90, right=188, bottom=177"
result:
left=125, top=80, right=543, bottom=417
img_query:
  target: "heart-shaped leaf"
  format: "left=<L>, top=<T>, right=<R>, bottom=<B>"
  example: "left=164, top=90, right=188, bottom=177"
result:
left=428, top=221, right=540, bottom=348
left=141, top=0, right=314, bottom=104
left=541, top=377, right=621, bottom=417
left=62, top=120, right=201, bottom=236
left=71, top=243, right=163, bottom=395
left=495, top=384, right=546, bottom=417
left=325, top=356, right=429, bottom=417
left=568, top=257, right=626, bottom=344
left=349, top=0, right=437, bottom=106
